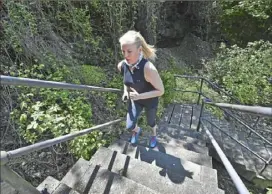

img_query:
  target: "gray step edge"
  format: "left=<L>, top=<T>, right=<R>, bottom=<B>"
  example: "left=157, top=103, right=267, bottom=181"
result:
left=37, top=176, right=80, bottom=194
left=112, top=138, right=212, bottom=168
left=120, top=131, right=209, bottom=155
left=158, top=124, right=207, bottom=141
left=61, top=158, right=160, bottom=194
left=108, top=139, right=217, bottom=187
left=1, top=182, right=18, bottom=194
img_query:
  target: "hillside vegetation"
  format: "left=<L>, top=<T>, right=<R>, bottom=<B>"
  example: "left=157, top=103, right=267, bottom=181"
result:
left=0, top=0, right=271, bottom=190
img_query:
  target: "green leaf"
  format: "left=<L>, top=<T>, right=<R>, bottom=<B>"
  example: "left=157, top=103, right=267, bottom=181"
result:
left=19, top=114, right=27, bottom=122
left=27, top=121, right=38, bottom=130
left=20, top=101, right=27, bottom=110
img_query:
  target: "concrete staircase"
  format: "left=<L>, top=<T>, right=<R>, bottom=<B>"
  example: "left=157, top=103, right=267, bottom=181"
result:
left=2, top=103, right=227, bottom=194
left=32, top=122, right=224, bottom=194
left=7, top=102, right=271, bottom=193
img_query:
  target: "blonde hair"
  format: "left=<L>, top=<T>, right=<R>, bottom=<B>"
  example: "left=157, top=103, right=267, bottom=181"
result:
left=119, top=30, right=157, bottom=61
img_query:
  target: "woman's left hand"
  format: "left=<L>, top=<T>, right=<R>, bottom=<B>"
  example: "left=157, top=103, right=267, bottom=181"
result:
left=129, top=88, right=142, bottom=101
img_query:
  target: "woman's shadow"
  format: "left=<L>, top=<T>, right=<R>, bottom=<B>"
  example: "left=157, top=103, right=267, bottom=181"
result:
left=132, top=140, right=194, bottom=184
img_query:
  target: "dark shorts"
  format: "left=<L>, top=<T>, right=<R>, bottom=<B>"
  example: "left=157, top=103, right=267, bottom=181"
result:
left=126, top=100, right=157, bottom=130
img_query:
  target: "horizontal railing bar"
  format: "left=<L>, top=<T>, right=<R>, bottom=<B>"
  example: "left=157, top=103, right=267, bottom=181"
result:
left=202, top=79, right=241, bottom=104
left=0, top=75, right=122, bottom=93
left=3, top=118, right=124, bottom=161
left=174, top=75, right=241, bottom=104
left=174, top=75, right=201, bottom=79
left=201, top=118, right=268, bottom=162
left=206, top=102, right=272, bottom=117
left=200, top=92, right=210, bottom=100
left=201, top=122, right=250, bottom=194
left=174, top=89, right=200, bottom=94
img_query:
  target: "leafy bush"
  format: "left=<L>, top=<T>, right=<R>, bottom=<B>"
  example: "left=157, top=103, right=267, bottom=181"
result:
left=81, top=65, right=106, bottom=85
left=219, top=0, right=272, bottom=47
left=9, top=62, right=110, bottom=160
left=205, top=40, right=272, bottom=106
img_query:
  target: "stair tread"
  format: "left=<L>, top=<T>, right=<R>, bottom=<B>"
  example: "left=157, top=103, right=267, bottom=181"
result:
left=120, top=131, right=208, bottom=155
left=90, top=147, right=224, bottom=194
left=165, top=104, right=201, bottom=130
left=61, top=158, right=159, bottom=194
left=37, top=176, right=79, bottom=194
left=1, top=182, right=17, bottom=194
left=88, top=165, right=160, bottom=194
left=157, top=133, right=208, bottom=151
left=160, top=104, right=175, bottom=124
left=179, top=104, right=195, bottom=129
left=191, top=104, right=202, bottom=130
left=169, top=104, right=183, bottom=126
left=260, top=164, right=272, bottom=180
left=158, top=124, right=206, bottom=141
left=52, top=183, right=79, bottom=194
left=108, top=139, right=217, bottom=186
left=111, top=138, right=212, bottom=168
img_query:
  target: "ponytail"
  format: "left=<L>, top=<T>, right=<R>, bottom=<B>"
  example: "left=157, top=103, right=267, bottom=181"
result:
left=119, top=30, right=157, bottom=61
left=138, top=33, right=157, bottom=61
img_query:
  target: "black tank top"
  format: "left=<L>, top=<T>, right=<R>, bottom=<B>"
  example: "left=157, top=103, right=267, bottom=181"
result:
left=121, top=58, right=158, bottom=108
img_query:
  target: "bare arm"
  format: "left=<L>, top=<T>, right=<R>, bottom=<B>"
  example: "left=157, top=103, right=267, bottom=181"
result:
left=137, top=62, right=164, bottom=100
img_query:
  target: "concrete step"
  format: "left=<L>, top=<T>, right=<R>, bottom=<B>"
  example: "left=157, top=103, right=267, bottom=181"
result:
left=1, top=182, right=17, bottom=194
left=37, top=176, right=79, bottom=194
left=110, top=139, right=212, bottom=168
left=158, top=124, right=206, bottom=142
left=160, top=103, right=175, bottom=124
left=260, top=164, right=272, bottom=181
left=108, top=139, right=217, bottom=187
left=222, top=140, right=246, bottom=166
left=120, top=131, right=209, bottom=155
left=90, top=147, right=224, bottom=194
left=169, top=103, right=183, bottom=126
left=61, top=158, right=159, bottom=194
left=177, top=104, right=202, bottom=130
left=157, top=133, right=208, bottom=151
left=210, top=127, right=224, bottom=145
left=190, top=104, right=202, bottom=130
left=161, top=104, right=201, bottom=129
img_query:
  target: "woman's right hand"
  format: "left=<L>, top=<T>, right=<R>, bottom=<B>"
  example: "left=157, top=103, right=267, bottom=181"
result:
left=122, top=92, right=129, bottom=102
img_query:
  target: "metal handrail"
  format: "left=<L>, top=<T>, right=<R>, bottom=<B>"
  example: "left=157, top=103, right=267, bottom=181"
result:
left=174, top=75, right=270, bottom=144
left=201, top=122, right=250, bottom=194
left=0, top=75, right=124, bottom=193
left=1, top=119, right=124, bottom=163
left=0, top=75, right=122, bottom=93
left=174, top=74, right=270, bottom=194
left=0, top=119, right=124, bottom=194
left=206, top=102, right=272, bottom=117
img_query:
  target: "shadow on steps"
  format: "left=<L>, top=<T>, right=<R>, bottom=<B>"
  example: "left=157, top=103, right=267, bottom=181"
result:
left=121, top=141, right=194, bottom=184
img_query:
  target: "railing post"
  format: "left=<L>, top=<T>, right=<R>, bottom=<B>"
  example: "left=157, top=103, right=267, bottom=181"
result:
left=260, top=156, right=272, bottom=174
left=189, top=105, right=193, bottom=129
left=196, top=99, right=205, bottom=132
left=197, top=78, right=204, bottom=105
left=0, top=151, right=40, bottom=194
